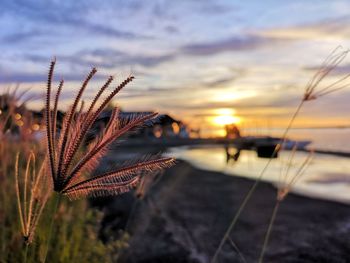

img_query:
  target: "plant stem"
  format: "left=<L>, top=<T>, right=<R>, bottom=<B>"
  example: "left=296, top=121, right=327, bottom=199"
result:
left=211, top=157, right=273, bottom=263
left=125, top=199, right=139, bottom=232
left=258, top=201, right=281, bottom=263
left=227, top=236, right=247, bottom=263
left=43, top=193, right=61, bottom=263
left=211, top=100, right=304, bottom=263
left=24, top=244, right=29, bottom=263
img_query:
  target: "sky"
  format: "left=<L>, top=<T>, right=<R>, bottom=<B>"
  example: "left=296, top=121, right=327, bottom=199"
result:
left=1, top=0, right=350, bottom=136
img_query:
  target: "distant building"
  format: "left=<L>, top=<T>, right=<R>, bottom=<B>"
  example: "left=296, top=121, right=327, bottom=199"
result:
left=98, top=111, right=189, bottom=139
left=151, top=114, right=189, bottom=139
left=5, top=106, right=189, bottom=141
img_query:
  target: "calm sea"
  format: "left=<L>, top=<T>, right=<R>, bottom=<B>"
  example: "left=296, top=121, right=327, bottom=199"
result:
left=244, top=127, right=350, bottom=153
left=168, top=144, right=350, bottom=205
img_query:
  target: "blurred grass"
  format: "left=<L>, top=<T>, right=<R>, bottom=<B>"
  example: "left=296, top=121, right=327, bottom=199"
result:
left=0, top=102, right=128, bottom=262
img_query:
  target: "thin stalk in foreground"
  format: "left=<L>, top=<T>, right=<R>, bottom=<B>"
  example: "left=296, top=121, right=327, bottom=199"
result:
left=258, top=200, right=281, bottom=263
left=258, top=150, right=313, bottom=263
left=124, top=199, right=140, bottom=232
left=24, top=244, right=29, bottom=263
left=211, top=101, right=304, bottom=263
left=213, top=48, right=350, bottom=262
left=43, top=193, right=61, bottom=263
left=227, top=236, right=247, bottom=263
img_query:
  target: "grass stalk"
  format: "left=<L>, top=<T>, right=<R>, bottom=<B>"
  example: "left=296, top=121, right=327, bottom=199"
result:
left=227, top=236, right=247, bottom=263
left=258, top=200, right=281, bottom=263
left=24, top=244, right=29, bottom=263
left=43, top=193, right=62, bottom=263
left=211, top=101, right=304, bottom=263
left=125, top=199, right=140, bottom=232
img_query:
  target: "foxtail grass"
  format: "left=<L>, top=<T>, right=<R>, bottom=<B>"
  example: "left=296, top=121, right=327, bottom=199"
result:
left=14, top=151, right=52, bottom=263
left=44, top=59, right=174, bottom=199
left=41, top=59, right=174, bottom=262
left=0, top=87, right=139, bottom=262
left=15, top=152, right=51, bottom=245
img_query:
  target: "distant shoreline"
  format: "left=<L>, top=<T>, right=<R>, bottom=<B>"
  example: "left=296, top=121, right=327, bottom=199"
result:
left=301, top=148, right=350, bottom=158
left=116, top=137, right=350, bottom=158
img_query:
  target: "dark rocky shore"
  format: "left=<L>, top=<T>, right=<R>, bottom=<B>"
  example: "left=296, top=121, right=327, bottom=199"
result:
left=97, top=160, right=350, bottom=263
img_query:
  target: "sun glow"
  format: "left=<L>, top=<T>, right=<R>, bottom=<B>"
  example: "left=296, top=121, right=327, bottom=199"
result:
left=212, top=115, right=241, bottom=126
left=212, top=90, right=256, bottom=103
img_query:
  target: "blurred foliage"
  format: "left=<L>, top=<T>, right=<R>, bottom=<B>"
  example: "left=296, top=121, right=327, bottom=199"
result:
left=0, top=93, right=128, bottom=263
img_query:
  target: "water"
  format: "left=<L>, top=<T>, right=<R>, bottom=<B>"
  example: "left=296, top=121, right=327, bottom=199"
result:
left=245, top=127, right=350, bottom=153
left=169, top=145, right=350, bottom=204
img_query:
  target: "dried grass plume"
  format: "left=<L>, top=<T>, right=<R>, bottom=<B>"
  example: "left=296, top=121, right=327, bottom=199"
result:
left=45, top=59, right=175, bottom=199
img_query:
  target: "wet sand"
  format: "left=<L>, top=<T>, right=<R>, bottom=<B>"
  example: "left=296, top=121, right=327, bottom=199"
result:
left=100, top=160, right=350, bottom=263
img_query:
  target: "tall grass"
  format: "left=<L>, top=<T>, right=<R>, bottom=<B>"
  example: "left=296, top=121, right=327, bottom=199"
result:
left=44, top=59, right=174, bottom=198
left=0, top=60, right=175, bottom=262
left=15, top=152, right=51, bottom=246
left=1, top=132, right=120, bottom=263
left=258, top=147, right=314, bottom=263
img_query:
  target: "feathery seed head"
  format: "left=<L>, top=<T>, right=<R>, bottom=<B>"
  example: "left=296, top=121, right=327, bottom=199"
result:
left=303, top=46, right=350, bottom=101
left=44, top=61, right=174, bottom=198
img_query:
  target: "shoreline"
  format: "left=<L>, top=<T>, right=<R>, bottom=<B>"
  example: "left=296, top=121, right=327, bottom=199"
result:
left=302, top=148, right=350, bottom=158
left=104, top=159, right=350, bottom=263
left=117, top=138, right=350, bottom=159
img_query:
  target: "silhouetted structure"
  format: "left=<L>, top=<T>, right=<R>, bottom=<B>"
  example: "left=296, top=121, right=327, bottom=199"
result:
left=98, top=111, right=189, bottom=139
left=225, top=124, right=241, bottom=139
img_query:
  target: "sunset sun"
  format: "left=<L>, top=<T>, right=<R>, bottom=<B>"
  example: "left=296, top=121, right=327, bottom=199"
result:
left=213, top=115, right=241, bottom=126
left=211, top=108, right=241, bottom=126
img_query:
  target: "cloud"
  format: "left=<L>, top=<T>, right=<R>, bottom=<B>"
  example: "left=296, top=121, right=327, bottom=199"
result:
left=181, top=35, right=279, bottom=56
left=77, top=21, right=144, bottom=39
left=202, top=76, right=236, bottom=88
left=258, top=16, right=350, bottom=41
left=0, top=0, right=149, bottom=41
left=0, top=71, right=109, bottom=83
left=198, top=2, right=234, bottom=15
left=24, top=48, right=175, bottom=69
left=304, top=63, right=350, bottom=75
left=55, top=17, right=148, bottom=40
left=1, top=29, right=47, bottom=43
left=164, top=25, right=179, bottom=34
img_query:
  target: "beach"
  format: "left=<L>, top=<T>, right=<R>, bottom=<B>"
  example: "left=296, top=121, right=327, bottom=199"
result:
left=96, top=159, right=350, bottom=263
